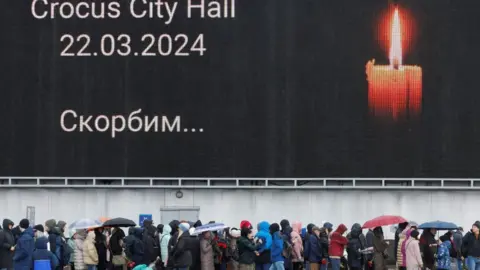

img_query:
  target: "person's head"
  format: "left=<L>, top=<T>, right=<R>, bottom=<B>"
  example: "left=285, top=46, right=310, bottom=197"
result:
left=202, top=231, right=211, bottom=239
left=57, top=220, right=67, bottom=233
left=45, top=219, right=56, bottom=232
left=157, top=224, right=164, bottom=234
left=179, top=222, right=190, bottom=233
left=399, top=222, right=409, bottom=231
left=313, top=226, right=321, bottom=237
left=269, top=223, right=280, bottom=235
left=323, top=222, right=333, bottom=234
left=410, top=229, right=419, bottom=240
left=472, top=221, right=480, bottom=234
left=19, top=219, right=30, bottom=231
left=240, top=220, right=253, bottom=230
left=3, top=219, right=14, bottom=231
left=430, top=228, right=437, bottom=235
left=230, top=228, right=241, bottom=239
left=458, top=227, right=464, bottom=233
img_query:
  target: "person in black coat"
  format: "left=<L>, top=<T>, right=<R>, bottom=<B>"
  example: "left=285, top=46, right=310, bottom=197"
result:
left=142, top=223, right=157, bottom=264
left=347, top=225, right=364, bottom=270
left=110, top=227, right=126, bottom=270
left=94, top=228, right=107, bottom=270
left=129, top=228, right=146, bottom=267
left=169, top=223, right=192, bottom=270
left=187, top=229, right=201, bottom=270
left=0, top=219, right=15, bottom=270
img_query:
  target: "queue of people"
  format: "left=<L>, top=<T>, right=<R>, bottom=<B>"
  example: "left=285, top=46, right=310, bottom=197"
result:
left=0, top=218, right=479, bottom=270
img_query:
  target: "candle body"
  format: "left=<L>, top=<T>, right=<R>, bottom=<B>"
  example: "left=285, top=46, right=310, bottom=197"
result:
left=366, top=60, right=422, bottom=120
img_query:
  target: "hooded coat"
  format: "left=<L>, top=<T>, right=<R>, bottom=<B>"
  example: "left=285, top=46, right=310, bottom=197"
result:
left=130, top=228, right=146, bottom=265
left=291, top=222, right=304, bottom=262
left=0, top=219, right=15, bottom=269
left=142, top=224, right=157, bottom=263
left=160, top=225, right=172, bottom=263
left=74, top=233, right=86, bottom=270
left=33, top=236, right=59, bottom=270
left=200, top=234, right=214, bottom=270
left=13, top=227, right=35, bottom=270
left=419, top=229, right=436, bottom=268
left=83, top=231, right=98, bottom=265
left=329, top=224, right=348, bottom=257
left=270, top=224, right=283, bottom=263
left=347, top=224, right=364, bottom=268
left=188, top=232, right=201, bottom=270
left=255, top=221, right=272, bottom=265
left=169, top=229, right=192, bottom=268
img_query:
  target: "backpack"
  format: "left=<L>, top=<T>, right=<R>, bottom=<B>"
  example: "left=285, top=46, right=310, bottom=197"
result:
left=282, top=239, right=293, bottom=259
left=61, top=239, right=74, bottom=265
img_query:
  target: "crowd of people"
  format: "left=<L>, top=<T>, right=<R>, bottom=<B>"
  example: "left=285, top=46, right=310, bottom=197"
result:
left=0, top=218, right=479, bottom=270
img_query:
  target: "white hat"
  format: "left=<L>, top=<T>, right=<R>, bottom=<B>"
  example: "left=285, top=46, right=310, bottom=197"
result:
left=230, top=228, right=241, bottom=238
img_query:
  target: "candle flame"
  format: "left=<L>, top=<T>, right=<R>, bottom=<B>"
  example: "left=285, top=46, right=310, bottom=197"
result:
left=389, top=8, right=402, bottom=68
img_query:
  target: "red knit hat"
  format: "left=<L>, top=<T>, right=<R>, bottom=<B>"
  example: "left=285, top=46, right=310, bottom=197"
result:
left=240, top=220, right=252, bottom=229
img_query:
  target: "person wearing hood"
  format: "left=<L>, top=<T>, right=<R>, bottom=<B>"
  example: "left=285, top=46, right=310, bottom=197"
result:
left=45, top=219, right=63, bottom=266
left=372, top=227, right=388, bottom=270
left=33, top=236, right=59, bottom=270
left=303, top=223, right=315, bottom=270
left=168, top=220, right=181, bottom=253
left=57, top=221, right=67, bottom=239
left=323, top=223, right=333, bottom=237
left=154, top=224, right=164, bottom=261
left=255, top=221, right=272, bottom=270
left=329, top=224, right=348, bottom=270
left=419, top=228, right=437, bottom=270
left=13, top=219, right=34, bottom=270
left=347, top=224, right=364, bottom=270
left=290, top=222, right=303, bottom=270
left=238, top=227, right=261, bottom=270
left=200, top=231, right=215, bottom=270
left=269, top=224, right=284, bottom=270
left=240, top=221, right=253, bottom=231
left=462, top=221, right=480, bottom=270
left=83, top=231, right=98, bottom=270
left=74, top=230, right=86, bottom=270
left=0, top=219, right=15, bottom=270
left=109, top=227, right=126, bottom=270
left=279, top=220, right=293, bottom=270
left=123, top=227, right=136, bottom=262
left=93, top=228, right=107, bottom=270
left=394, top=223, right=408, bottom=264
left=305, top=226, right=323, bottom=270
left=452, top=227, right=463, bottom=270
left=404, top=230, right=422, bottom=270
left=436, top=234, right=452, bottom=270
left=131, top=228, right=146, bottom=266
left=142, top=220, right=157, bottom=264
left=160, top=225, right=172, bottom=266
left=169, top=222, right=192, bottom=270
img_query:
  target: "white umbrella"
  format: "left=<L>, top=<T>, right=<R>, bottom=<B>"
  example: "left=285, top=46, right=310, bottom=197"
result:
left=68, top=218, right=102, bottom=230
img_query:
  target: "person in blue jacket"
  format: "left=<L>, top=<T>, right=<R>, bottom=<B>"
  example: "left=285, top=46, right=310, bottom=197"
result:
left=437, top=234, right=452, bottom=270
left=13, top=219, right=35, bottom=270
left=255, top=221, right=272, bottom=270
left=32, top=237, right=59, bottom=270
left=269, top=223, right=285, bottom=270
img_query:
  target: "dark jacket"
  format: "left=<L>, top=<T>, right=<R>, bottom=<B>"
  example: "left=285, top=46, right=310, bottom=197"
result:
left=453, top=230, right=463, bottom=258
left=462, top=231, right=480, bottom=258
left=419, top=229, right=436, bottom=268
left=130, top=228, right=146, bottom=266
left=347, top=225, right=364, bottom=268
left=142, top=225, right=157, bottom=264
left=33, top=237, right=59, bottom=270
left=306, top=234, right=322, bottom=263
left=237, top=237, right=257, bottom=265
left=303, top=224, right=315, bottom=260
left=123, top=227, right=136, bottom=260
left=47, top=227, right=63, bottom=266
left=365, top=230, right=374, bottom=261
left=13, top=227, right=35, bottom=270
left=94, top=230, right=107, bottom=269
left=110, top=228, right=125, bottom=256
left=170, top=231, right=192, bottom=268
left=188, top=234, right=201, bottom=270
left=0, top=219, right=15, bottom=269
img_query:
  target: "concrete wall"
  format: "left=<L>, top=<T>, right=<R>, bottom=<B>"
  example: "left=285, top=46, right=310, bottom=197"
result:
left=0, top=188, right=476, bottom=237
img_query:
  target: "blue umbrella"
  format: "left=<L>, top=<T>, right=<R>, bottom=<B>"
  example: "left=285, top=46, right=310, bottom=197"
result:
left=418, top=220, right=458, bottom=230
left=192, top=223, right=226, bottom=235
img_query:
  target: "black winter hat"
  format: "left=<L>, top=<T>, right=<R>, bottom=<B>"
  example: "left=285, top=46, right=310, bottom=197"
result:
left=19, top=219, right=30, bottom=229
left=410, top=229, right=419, bottom=239
left=280, top=220, right=290, bottom=231
left=269, top=223, right=280, bottom=234
left=157, top=224, right=164, bottom=233
left=473, top=221, right=480, bottom=230
left=34, top=224, right=44, bottom=232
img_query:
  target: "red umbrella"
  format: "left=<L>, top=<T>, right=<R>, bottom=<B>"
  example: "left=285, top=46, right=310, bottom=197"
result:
left=362, top=215, right=407, bottom=229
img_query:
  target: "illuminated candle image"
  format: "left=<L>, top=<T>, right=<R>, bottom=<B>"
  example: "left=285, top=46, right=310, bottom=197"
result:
left=366, top=7, right=422, bottom=121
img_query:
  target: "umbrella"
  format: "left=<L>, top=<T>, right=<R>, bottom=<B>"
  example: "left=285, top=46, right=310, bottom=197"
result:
left=68, top=218, right=102, bottom=230
left=99, top=217, right=111, bottom=223
left=362, top=215, right=408, bottom=229
left=192, top=223, right=226, bottom=235
left=418, top=221, right=458, bottom=230
left=102, top=217, right=136, bottom=227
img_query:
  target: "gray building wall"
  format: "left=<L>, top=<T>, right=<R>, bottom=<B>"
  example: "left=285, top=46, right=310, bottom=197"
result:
left=0, top=188, right=475, bottom=237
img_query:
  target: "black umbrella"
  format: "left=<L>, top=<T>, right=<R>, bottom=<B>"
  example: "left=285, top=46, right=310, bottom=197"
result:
left=102, top=217, right=136, bottom=227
